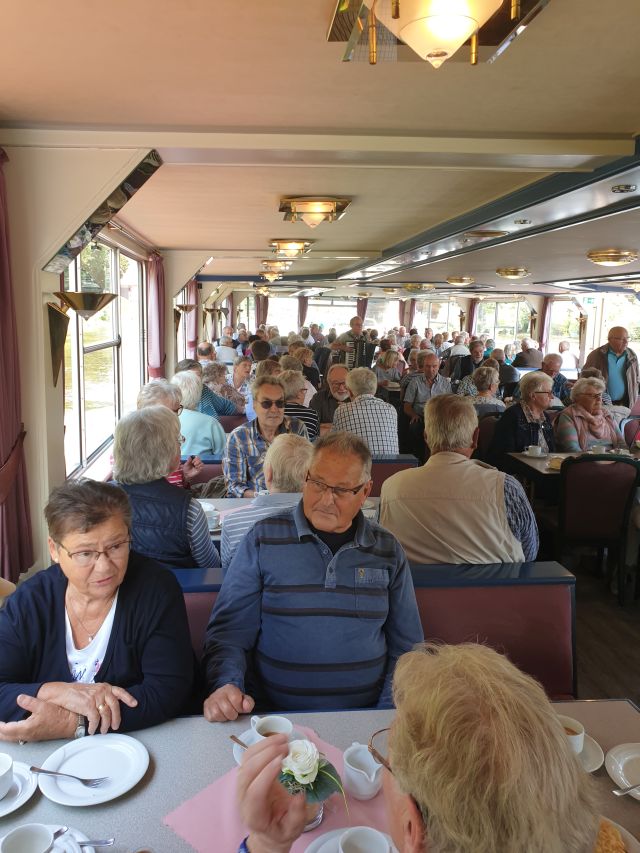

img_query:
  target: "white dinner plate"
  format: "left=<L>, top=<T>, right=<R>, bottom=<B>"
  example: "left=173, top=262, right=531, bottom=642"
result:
left=579, top=734, right=604, bottom=773
left=606, top=743, right=640, bottom=802
left=305, top=826, right=398, bottom=853
left=0, top=761, right=37, bottom=817
left=232, top=726, right=305, bottom=766
left=38, top=733, right=149, bottom=806
left=0, top=825, right=93, bottom=853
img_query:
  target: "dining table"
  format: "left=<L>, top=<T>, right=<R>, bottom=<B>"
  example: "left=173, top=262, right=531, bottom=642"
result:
left=0, top=700, right=639, bottom=852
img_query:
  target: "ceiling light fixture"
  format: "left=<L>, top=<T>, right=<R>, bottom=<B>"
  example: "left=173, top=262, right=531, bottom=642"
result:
left=513, top=218, right=532, bottom=225
left=403, top=283, right=427, bottom=292
left=495, top=267, right=530, bottom=279
left=262, top=273, right=282, bottom=283
left=357, top=291, right=372, bottom=297
left=447, top=275, right=475, bottom=286
left=269, top=239, right=313, bottom=258
left=587, top=249, right=639, bottom=267
left=611, top=184, right=637, bottom=194
left=463, top=229, right=509, bottom=242
left=624, top=282, right=640, bottom=293
left=279, top=197, right=351, bottom=229
left=261, top=260, right=292, bottom=272
left=383, top=287, right=398, bottom=294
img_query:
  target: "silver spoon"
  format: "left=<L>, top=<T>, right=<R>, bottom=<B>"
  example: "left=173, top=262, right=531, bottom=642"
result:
left=612, top=780, right=640, bottom=797
left=78, top=840, right=115, bottom=849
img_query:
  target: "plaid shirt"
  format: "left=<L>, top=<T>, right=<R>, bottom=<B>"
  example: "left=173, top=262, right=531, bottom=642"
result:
left=331, top=395, right=399, bottom=455
left=223, top=417, right=309, bottom=497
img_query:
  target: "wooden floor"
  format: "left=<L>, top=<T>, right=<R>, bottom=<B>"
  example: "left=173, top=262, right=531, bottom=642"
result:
left=574, top=563, right=640, bottom=706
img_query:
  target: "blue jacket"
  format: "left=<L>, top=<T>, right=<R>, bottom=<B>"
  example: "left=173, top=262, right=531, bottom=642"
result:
left=487, top=402, right=556, bottom=469
left=115, top=479, right=194, bottom=568
left=203, top=502, right=423, bottom=712
left=0, top=552, right=195, bottom=730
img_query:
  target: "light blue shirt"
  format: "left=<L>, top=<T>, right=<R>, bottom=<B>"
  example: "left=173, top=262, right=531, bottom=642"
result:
left=607, top=348, right=627, bottom=402
left=220, top=492, right=301, bottom=571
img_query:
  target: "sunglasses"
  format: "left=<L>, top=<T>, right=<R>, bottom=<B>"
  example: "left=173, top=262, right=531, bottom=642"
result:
left=258, top=398, right=285, bottom=410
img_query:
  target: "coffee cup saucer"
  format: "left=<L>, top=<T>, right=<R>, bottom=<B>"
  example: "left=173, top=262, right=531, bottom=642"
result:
left=0, top=761, right=38, bottom=817
left=232, top=724, right=305, bottom=765
left=579, top=734, right=604, bottom=773
left=305, top=826, right=399, bottom=853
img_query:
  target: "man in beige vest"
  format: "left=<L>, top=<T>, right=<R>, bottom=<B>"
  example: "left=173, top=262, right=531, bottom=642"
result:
left=380, top=395, right=538, bottom=564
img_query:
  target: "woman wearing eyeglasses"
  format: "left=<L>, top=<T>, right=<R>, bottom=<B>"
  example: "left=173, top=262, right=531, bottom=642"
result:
left=235, top=643, right=619, bottom=853
left=554, top=377, right=625, bottom=452
left=0, top=480, right=194, bottom=743
left=487, top=370, right=556, bottom=469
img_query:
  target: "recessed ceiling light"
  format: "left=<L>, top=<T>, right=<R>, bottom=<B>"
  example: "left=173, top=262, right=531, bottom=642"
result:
left=279, top=197, right=351, bottom=228
left=587, top=249, right=638, bottom=266
left=611, top=184, right=637, bottom=194
left=495, top=267, right=531, bottom=279
left=447, top=275, right=475, bottom=286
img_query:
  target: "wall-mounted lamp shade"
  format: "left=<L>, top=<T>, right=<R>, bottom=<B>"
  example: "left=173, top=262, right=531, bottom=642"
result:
left=53, top=291, right=117, bottom=320
left=47, top=302, right=71, bottom=387
left=175, top=303, right=197, bottom=313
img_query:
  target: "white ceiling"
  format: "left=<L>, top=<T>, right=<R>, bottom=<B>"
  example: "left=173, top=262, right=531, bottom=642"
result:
left=3, top=0, right=640, bottom=299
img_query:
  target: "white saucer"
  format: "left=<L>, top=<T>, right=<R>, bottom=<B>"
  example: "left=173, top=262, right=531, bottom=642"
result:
left=305, top=826, right=398, bottom=853
left=38, top=733, right=149, bottom=806
left=605, top=743, right=640, bottom=801
left=0, top=825, right=93, bottom=853
left=232, top=726, right=305, bottom=765
left=524, top=451, right=548, bottom=459
left=578, top=734, right=604, bottom=773
left=0, top=761, right=37, bottom=817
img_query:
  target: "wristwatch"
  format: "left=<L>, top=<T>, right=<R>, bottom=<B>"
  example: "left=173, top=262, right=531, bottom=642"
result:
left=74, top=714, right=87, bottom=739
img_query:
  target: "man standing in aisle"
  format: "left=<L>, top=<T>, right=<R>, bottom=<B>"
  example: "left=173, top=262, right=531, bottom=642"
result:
left=330, top=316, right=371, bottom=368
left=584, top=326, right=639, bottom=407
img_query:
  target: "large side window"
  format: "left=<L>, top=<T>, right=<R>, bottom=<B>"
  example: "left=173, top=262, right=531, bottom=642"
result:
left=63, top=242, right=146, bottom=476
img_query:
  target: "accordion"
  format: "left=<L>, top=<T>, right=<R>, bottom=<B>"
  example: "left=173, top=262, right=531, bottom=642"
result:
left=339, top=338, right=377, bottom=369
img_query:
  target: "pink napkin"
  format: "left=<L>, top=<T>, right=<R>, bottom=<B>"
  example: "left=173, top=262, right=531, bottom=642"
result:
left=163, top=725, right=390, bottom=852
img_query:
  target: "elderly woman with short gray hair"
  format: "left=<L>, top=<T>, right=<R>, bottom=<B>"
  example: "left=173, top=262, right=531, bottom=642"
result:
left=202, top=362, right=246, bottom=414
left=471, top=366, right=506, bottom=418
left=112, top=406, right=220, bottom=569
left=554, top=377, right=625, bottom=452
left=280, top=369, right=319, bottom=439
left=488, top=370, right=556, bottom=469
left=171, top=370, right=226, bottom=457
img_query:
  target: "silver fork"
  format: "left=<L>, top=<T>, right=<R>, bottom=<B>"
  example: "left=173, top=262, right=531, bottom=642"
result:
left=29, top=765, right=109, bottom=788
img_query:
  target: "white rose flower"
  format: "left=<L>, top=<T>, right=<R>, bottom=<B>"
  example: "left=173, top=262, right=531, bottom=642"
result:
left=282, top=739, right=320, bottom=785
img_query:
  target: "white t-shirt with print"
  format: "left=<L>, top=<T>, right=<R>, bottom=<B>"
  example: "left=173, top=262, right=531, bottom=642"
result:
left=65, top=593, right=118, bottom=684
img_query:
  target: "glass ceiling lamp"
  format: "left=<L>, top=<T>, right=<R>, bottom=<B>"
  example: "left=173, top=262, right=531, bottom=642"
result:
left=270, top=239, right=313, bottom=258
left=495, top=267, right=530, bottom=279
left=587, top=249, right=639, bottom=267
left=279, top=197, right=351, bottom=228
left=261, top=260, right=292, bottom=273
left=447, top=275, right=475, bottom=286
left=383, top=287, right=398, bottom=294
left=262, top=273, right=281, bottom=283
left=382, top=0, right=503, bottom=68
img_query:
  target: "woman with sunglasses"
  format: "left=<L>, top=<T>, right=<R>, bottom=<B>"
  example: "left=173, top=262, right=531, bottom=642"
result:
left=554, top=377, right=625, bottom=452
left=235, top=643, right=619, bottom=853
left=0, top=480, right=194, bottom=743
left=223, top=376, right=309, bottom=498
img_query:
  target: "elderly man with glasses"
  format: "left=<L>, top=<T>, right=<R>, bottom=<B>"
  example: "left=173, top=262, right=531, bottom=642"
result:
left=223, top=376, right=309, bottom=498
left=203, top=431, right=422, bottom=722
left=308, top=364, right=351, bottom=433
left=584, top=325, right=639, bottom=407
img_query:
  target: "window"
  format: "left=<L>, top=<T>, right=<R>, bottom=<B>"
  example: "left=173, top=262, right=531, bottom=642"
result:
left=474, top=300, right=530, bottom=346
left=412, top=300, right=462, bottom=335
left=63, top=242, right=146, bottom=476
left=548, top=300, right=581, bottom=355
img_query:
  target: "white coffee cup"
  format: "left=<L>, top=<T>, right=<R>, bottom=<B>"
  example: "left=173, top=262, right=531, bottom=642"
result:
left=339, top=826, right=389, bottom=853
left=591, top=444, right=608, bottom=455
left=0, top=753, right=13, bottom=801
left=557, top=714, right=585, bottom=755
left=0, top=824, right=54, bottom=853
left=525, top=445, right=542, bottom=456
left=250, top=715, right=293, bottom=741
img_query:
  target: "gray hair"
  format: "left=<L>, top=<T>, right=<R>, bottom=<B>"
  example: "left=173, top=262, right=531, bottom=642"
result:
left=542, top=353, right=562, bottom=367
left=570, top=376, right=606, bottom=402
left=255, top=359, right=282, bottom=380
left=579, top=367, right=604, bottom=381
left=45, top=480, right=131, bottom=542
left=313, top=431, right=372, bottom=479
left=454, top=334, right=466, bottom=345
left=113, top=406, right=180, bottom=484
left=234, top=355, right=251, bottom=368
left=416, top=350, right=433, bottom=368
left=521, top=337, right=536, bottom=350
left=202, top=362, right=228, bottom=384
left=279, top=355, right=303, bottom=372
left=472, top=366, right=499, bottom=393
left=252, top=375, right=285, bottom=397
left=346, top=367, right=377, bottom=397
left=220, top=336, right=233, bottom=346
left=519, top=371, right=553, bottom=401
left=171, top=370, right=202, bottom=410
left=407, top=347, right=420, bottom=364
left=264, top=434, right=313, bottom=492
left=137, top=379, right=181, bottom=410
left=425, top=394, right=478, bottom=452
left=279, top=369, right=306, bottom=401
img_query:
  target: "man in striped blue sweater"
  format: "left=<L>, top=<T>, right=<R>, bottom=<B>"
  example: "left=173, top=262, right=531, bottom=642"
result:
left=202, top=432, right=423, bottom=721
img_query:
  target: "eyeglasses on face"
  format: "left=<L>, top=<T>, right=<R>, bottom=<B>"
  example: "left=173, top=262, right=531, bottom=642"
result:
left=257, top=398, right=285, bottom=410
left=329, top=380, right=348, bottom=389
left=179, top=435, right=186, bottom=445
left=534, top=390, right=554, bottom=397
left=173, top=405, right=184, bottom=415
left=368, top=727, right=392, bottom=774
left=58, top=538, right=131, bottom=568
left=305, top=474, right=367, bottom=499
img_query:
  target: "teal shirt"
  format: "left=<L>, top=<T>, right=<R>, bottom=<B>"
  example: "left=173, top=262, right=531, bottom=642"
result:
left=607, top=348, right=627, bottom=402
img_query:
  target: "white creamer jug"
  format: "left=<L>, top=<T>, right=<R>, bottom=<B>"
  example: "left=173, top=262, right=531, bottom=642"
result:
left=343, top=742, right=383, bottom=800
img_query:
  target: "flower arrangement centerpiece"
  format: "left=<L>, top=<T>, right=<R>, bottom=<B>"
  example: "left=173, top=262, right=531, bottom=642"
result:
left=279, top=739, right=345, bottom=831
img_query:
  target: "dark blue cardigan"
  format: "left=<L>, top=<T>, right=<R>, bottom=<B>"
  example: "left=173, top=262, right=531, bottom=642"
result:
left=0, top=552, right=195, bottom=730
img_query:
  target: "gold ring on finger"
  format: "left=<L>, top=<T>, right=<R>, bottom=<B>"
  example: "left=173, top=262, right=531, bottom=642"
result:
left=97, top=703, right=106, bottom=712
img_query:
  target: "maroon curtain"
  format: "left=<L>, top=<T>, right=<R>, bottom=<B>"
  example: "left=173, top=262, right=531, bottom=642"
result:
left=146, top=253, right=165, bottom=378
left=0, top=148, right=33, bottom=581
left=356, top=298, right=368, bottom=321
left=255, top=295, right=269, bottom=327
left=468, top=298, right=479, bottom=335
left=398, top=300, right=406, bottom=326
left=539, top=296, right=552, bottom=353
left=186, top=279, right=198, bottom=358
left=297, top=295, right=309, bottom=329
left=407, top=298, right=416, bottom=329
left=227, top=292, right=237, bottom=332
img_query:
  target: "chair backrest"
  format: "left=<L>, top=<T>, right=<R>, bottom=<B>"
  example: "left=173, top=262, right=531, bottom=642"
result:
left=370, top=455, right=420, bottom=496
left=218, top=415, right=247, bottom=433
left=183, top=590, right=219, bottom=659
left=559, top=455, right=640, bottom=542
left=544, top=408, right=562, bottom=425
left=413, top=583, right=575, bottom=698
left=474, top=414, right=500, bottom=462
left=620, top=416, right=640, bottom=448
